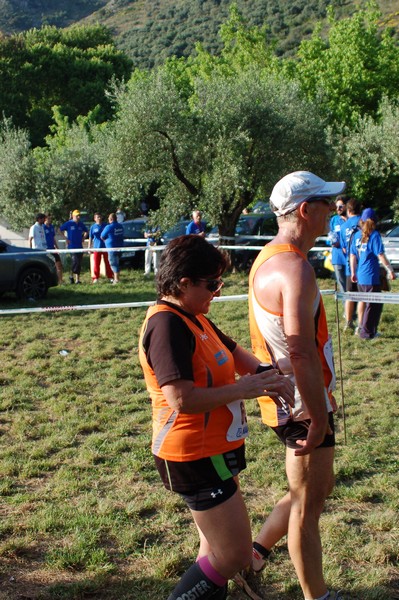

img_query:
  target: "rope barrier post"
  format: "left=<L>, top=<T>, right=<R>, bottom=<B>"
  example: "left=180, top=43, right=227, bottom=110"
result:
left=334, top=283, right=347, bottom=444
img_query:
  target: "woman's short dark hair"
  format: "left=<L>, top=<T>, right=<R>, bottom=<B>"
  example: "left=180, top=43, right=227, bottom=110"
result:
left=157, top=235, right=229, bottom=298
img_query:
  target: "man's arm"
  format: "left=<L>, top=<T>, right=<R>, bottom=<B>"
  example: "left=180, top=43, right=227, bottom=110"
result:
left=280, top=257, right=329, bottom=455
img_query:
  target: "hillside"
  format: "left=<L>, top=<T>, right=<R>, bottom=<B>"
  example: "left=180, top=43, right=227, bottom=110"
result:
left=1, top=0, right=399, bottom=68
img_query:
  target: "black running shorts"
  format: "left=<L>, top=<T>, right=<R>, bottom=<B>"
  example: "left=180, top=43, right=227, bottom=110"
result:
left=271, top=412, right=335, bottom=450
left=154, top=445, right=246, bottom=511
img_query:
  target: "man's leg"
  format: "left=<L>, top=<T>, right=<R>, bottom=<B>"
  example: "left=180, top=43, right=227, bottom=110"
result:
left=102, top=252, right=114, bottom=279
left=285, top=446, right=334, bottom=600
left=92, top=251, right=101, bottom=281
left=333, top=265, right=346, bottom=295
left=153, top=247, right=160, bottom=274
left=144, top=247, right=151, bottom=275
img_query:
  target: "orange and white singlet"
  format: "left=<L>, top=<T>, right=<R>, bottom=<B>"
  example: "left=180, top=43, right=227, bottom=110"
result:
left=139, top=303, right=248, bottom=461
left=248, top=244, right=335, bottom=427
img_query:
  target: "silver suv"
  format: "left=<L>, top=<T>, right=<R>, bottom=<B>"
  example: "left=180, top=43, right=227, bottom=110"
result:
left=0, top=240, right=58, bottom=300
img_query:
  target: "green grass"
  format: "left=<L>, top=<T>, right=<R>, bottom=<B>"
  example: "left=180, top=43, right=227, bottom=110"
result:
left=0, top=269, right=398, bottom=599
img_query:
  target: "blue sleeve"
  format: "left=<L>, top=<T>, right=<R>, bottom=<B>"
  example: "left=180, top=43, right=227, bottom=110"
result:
left=89, top=225, right=94, bottom=239
left=101, top=225, right=109, bottom=240
left=186, top=222, right=194, bottom=234
left=59, top=222, right=68, bottom=232
left=349, top=232, right=358, bottom=256
left=371, top=232, right=384, bottom=255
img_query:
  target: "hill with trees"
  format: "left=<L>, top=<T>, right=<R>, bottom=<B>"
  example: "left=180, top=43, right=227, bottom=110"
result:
left=1, top=0, right=399, bottom=69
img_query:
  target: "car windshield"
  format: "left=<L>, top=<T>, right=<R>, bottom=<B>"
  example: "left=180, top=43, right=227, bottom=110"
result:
left=235, top=216, right=259, bottom=236
left=123, top=222, right=146, bottom=238
left=387, top=225, right=399, bottom=237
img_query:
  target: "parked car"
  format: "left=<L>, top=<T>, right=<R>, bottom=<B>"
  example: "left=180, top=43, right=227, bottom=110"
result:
left=205, top=212, right=277, bottom=272
left=0, top=240, right=58, bottom=299
left=161, top=219, right=195, bottom=244
left=119, top=217, right=148, bottom=268
left=382, top=224, right=399, bottom=271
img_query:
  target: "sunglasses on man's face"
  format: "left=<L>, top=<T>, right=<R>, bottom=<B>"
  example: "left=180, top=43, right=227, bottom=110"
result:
left=198, top=278, right=224, bottom=293
left=306, top=196, right=334, bottom=207
left=336, top=204, right=345, bottom=210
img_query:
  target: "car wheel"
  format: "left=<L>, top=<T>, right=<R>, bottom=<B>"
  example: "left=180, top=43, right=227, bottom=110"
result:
left=16, top=268, right=48, bottom=300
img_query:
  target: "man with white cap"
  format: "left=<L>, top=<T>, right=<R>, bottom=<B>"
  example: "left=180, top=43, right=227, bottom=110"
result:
left=247, top=172, right=346, bottom=600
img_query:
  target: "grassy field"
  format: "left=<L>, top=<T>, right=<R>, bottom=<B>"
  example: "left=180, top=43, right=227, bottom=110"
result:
left=0, top=267, right=398, bottom=600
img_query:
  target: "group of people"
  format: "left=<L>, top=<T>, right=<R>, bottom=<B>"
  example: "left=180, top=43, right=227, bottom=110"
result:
left=29, top=210, right=126, bottom=285
left=139, top=171, right=349, bottom=600
left=28, top=208, right=211, bottom=286
left=329, top=196, right=396, bottom=339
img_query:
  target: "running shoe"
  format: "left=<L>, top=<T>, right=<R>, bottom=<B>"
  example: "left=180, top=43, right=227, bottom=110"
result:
left=233, top=572, right=264, bottom=600
left=327, top=591, right=345, bottom=599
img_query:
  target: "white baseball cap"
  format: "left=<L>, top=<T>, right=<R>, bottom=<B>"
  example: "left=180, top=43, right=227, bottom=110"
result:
left=270, top=171, right=346, bottom=216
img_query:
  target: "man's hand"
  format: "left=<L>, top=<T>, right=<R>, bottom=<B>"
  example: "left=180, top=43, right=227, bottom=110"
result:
left=294, top=418, right=332, bottom=456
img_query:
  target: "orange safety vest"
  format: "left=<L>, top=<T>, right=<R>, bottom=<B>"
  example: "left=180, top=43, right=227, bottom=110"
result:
left=139, top=304, right=247, bottom=461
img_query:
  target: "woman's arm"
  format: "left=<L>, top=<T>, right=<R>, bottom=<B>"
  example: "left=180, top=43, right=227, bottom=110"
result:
left=161, top=368, right=295, bottom=415
left=379, top=253, right=396, bottom=280
left=231, top=344, right=266, bottom=375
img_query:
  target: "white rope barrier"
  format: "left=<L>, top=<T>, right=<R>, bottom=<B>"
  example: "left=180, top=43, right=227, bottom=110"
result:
left=4, top=242, right=329, bottom=256
left=0, top=290, right=336, bottom=316
left=337, top=291, right=399, bottom=304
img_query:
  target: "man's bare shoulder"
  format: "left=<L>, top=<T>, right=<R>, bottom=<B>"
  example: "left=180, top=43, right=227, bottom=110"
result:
left=256, top=248, right=314, bottom=281
left=254, top=248, right=317, bottom=310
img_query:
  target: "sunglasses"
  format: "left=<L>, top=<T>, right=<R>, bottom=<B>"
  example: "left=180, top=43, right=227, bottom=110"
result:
left=336, top=205, right=345, bottom=210
left=198, top=278, right=224, bottom=293
left=306, top=196, right=334, bottom=207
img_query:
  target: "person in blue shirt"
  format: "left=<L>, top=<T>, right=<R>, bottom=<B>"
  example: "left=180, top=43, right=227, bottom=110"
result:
left=186, top=210, right=205, bottom=236
left=44, top=214, right=63, bottom=284
left=101, top=213, right=124, bottom=284
left=59, top=210, right=88, bottom=284
left=88, top=213, right=114, bottom=283
left=328, top=196, right=347, bottom=294
left=339, top=198, right=362, bottom=331
left=350, top=208, right=396, bottom=339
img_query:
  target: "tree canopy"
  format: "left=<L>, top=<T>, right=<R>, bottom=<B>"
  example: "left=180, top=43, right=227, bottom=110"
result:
left=105, top=64, right=331, bottom=236
left=0, top=24, right=132, bottom=146
left=292, top=5, right=399, bottom=129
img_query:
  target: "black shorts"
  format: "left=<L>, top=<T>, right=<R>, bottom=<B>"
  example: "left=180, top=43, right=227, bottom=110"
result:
left=154, top=444, right=246, bottom=511
left=52, top=252, right=61, bottom=263
left=346, top=277, right=358, bottom=293
left=271, top=412, right=335, bottom=450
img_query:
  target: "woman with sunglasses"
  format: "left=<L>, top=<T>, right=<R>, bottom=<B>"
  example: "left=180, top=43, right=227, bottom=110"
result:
left=328, top=195, right=348, bottom=294
left=139, top=234, right=294, bottom=600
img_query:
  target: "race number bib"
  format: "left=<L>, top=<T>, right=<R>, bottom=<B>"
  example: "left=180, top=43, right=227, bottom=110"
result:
left=226, top=400, right=248, bottom=441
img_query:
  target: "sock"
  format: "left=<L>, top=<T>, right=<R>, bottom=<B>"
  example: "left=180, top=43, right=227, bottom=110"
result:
left=167, top=556, right=227, bottom=600
left=252, top=541, right=271, bottom=572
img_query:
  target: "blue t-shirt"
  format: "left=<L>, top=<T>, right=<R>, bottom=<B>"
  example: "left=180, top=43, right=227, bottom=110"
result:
left=328, top=214, right=346, bottom=266
left=186, top=220, right=205, bottom=235
left=43, top=223, right=56, bottom=249
left=89, top=223, right=106, bottom=249
left=101, top=222, right=124, bottom=248
left=340, top=215, right=360, bottom=276
left=350, top=229, right=385, bottom=285
left=145, top=227, right=160, bottom=246
left=59, top=219, right=88, bottom=249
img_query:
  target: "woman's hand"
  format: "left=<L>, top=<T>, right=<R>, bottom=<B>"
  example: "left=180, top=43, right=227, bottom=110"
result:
left=237, top=370, right=295, bottom=408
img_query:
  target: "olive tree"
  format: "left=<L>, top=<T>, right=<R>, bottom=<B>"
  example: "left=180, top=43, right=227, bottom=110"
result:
left=105, top=66, right=332, bottom=237
left=333, top=98, right=399, bottom=217
left=0, top=118, right=37, bottom=229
